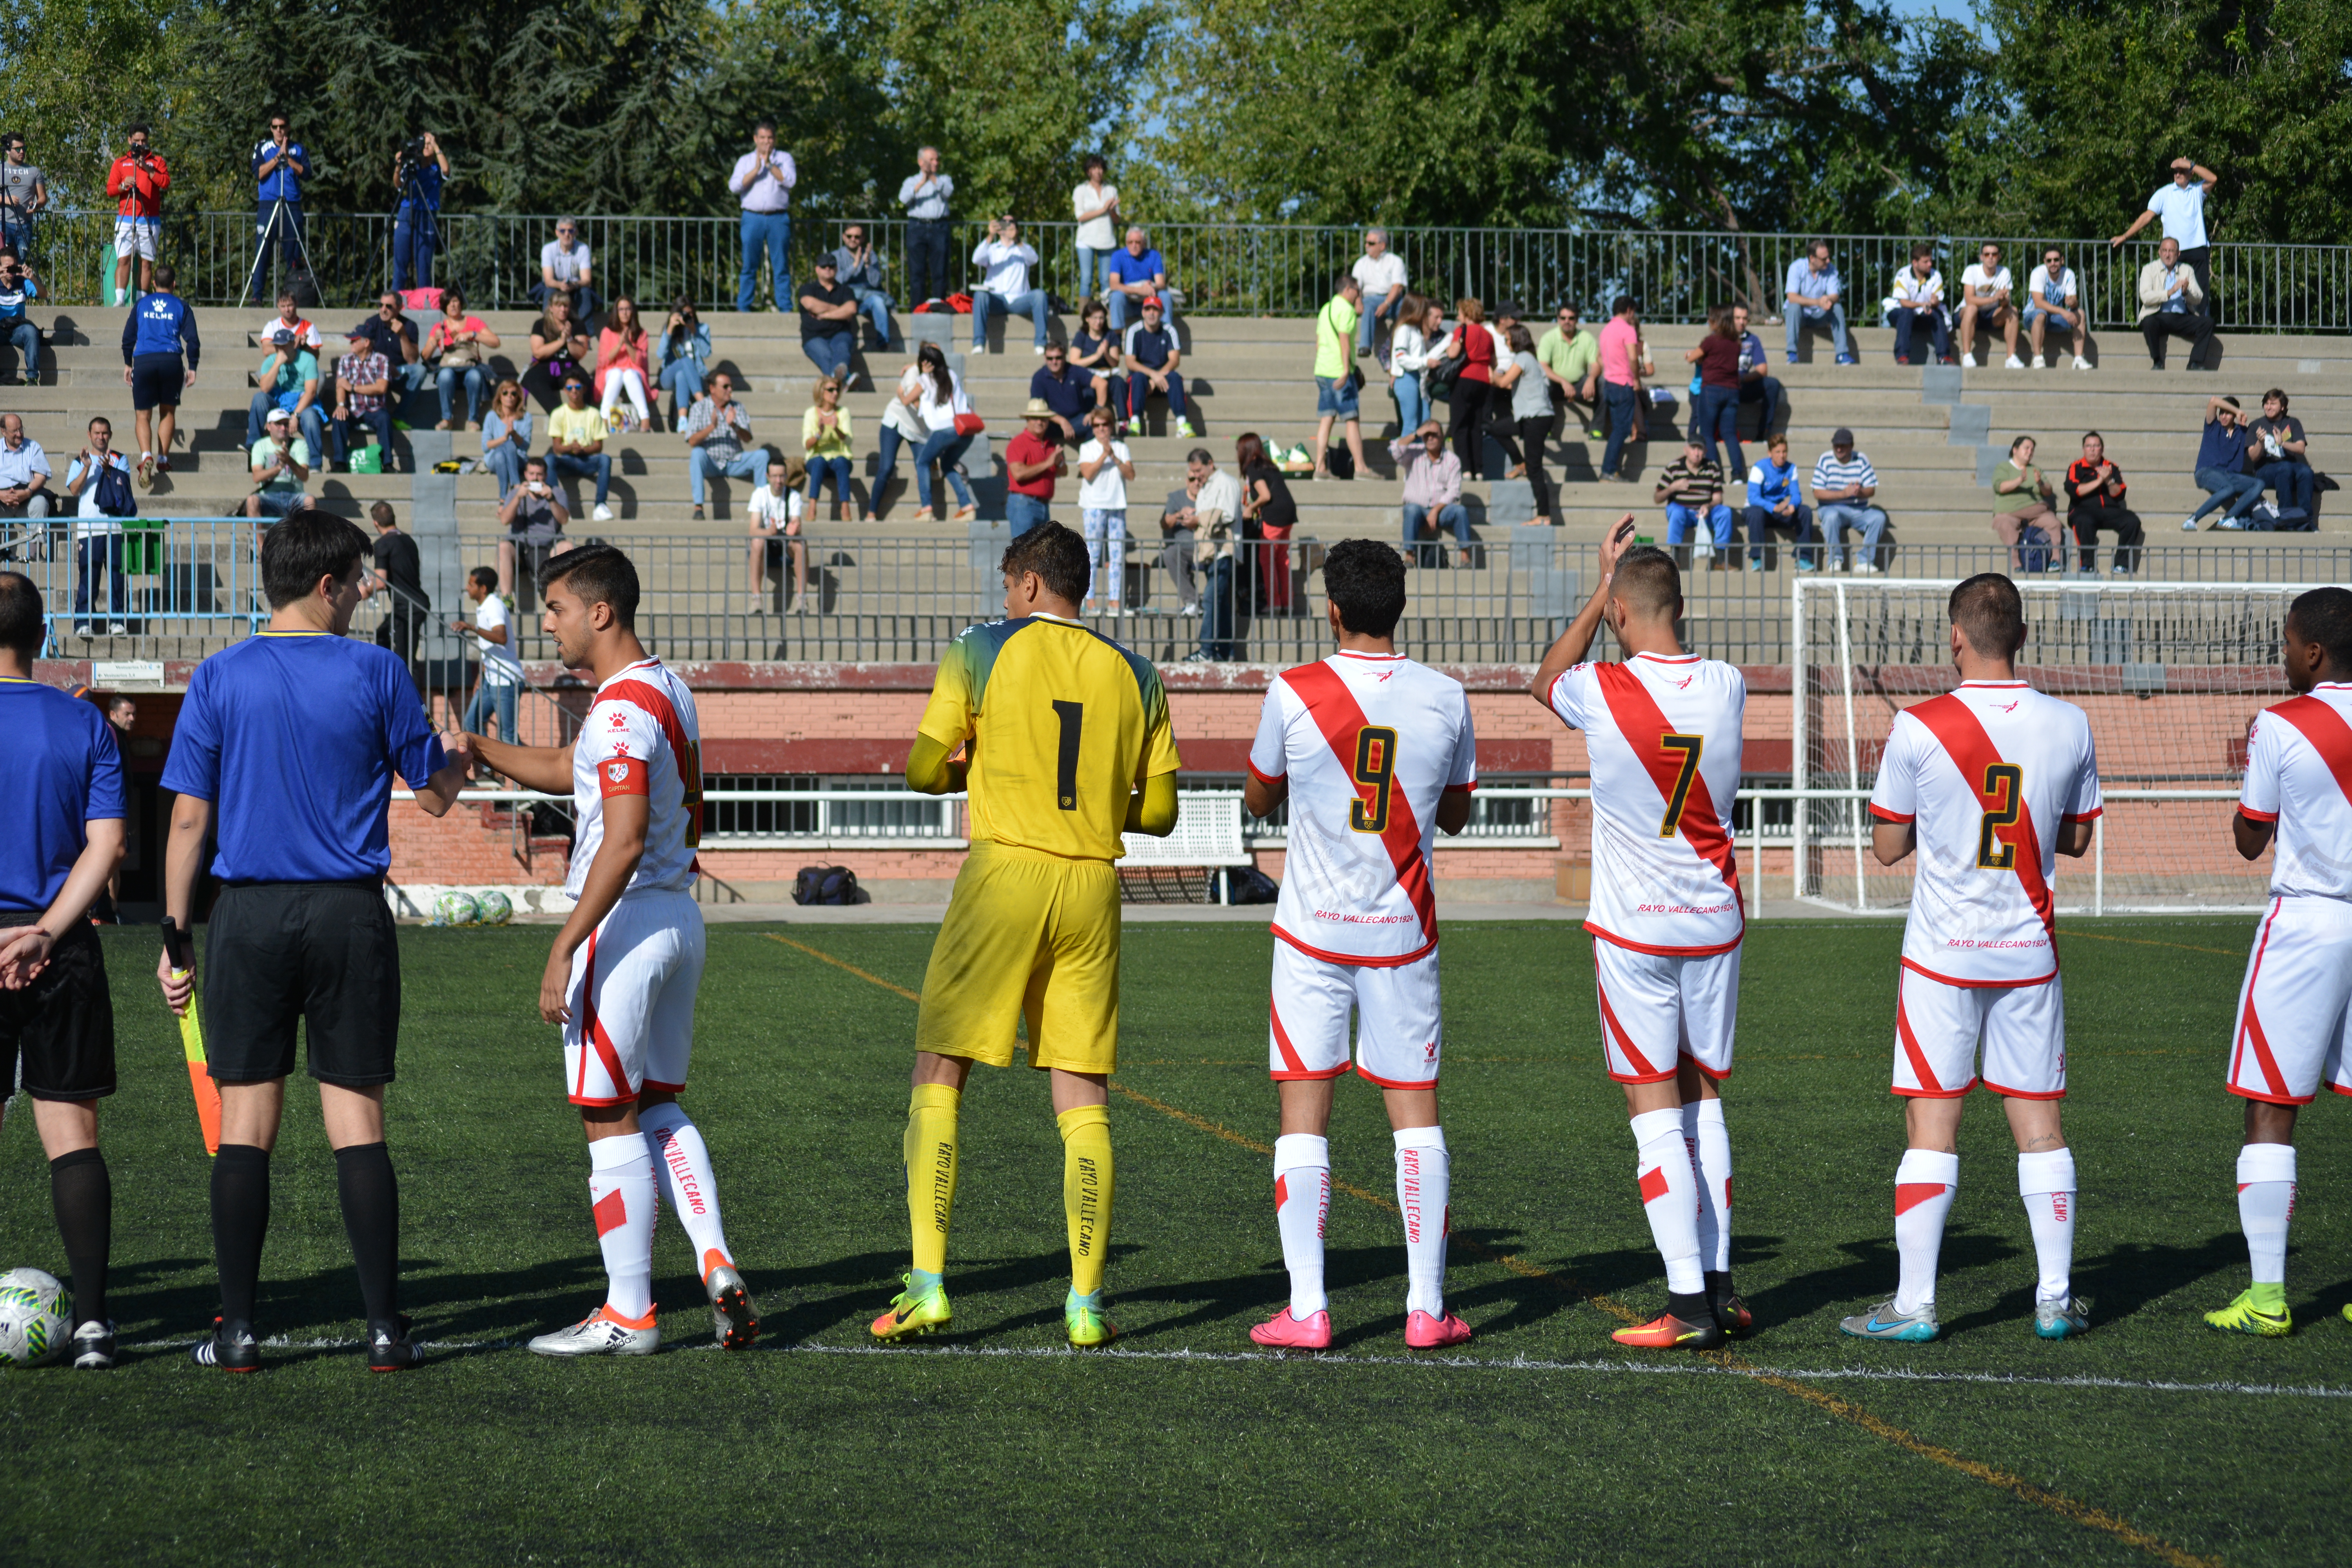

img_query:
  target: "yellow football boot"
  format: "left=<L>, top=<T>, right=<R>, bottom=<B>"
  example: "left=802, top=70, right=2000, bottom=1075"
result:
left=871, top=1272, right=952, bottom=1341
left=2204, top=1287, right=2292, bottom=1338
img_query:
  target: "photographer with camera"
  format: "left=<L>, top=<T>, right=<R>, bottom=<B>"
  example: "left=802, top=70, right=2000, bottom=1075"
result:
left=391, top=132, right=449, bottom=294
left=104, top=125, right=169, bottom=302
left=245, top=113, right=309, bottom=306
left=0, top=248, right=41, bottom=386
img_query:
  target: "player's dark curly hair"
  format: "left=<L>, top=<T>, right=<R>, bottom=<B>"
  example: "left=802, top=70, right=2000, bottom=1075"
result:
left=2288, top=586, right=2352, bottom=675
left=543, top=545, right=640, bottom=628
left=260, top=508, right=369, bottom=608
left=1949, top=572, right=2025, bottom=658
left=1612, top=545, right=1681, bottom=619
left=1000, top=521, right=1090, bottom=606
left=0, top=570, right=42, bottom=657
left=1323, top=538, right=1406, bottom=639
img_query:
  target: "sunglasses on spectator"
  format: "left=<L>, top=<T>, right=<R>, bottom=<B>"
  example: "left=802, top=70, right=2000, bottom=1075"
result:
left=270, top=122, right=289, bottom=130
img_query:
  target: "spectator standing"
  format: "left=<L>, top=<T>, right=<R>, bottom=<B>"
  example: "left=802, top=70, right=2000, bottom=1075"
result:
left=1889, top=243, right=1948, bottom=366
left=352, top=290, right=428, bottom=406
left=1388, top=294, right=1442, bottom=442
left=1957, top=243, right=2023, bottom=369
left=240, top=407, right=310, bottom=525
left=798, top=254, right=860, bottom=384
left=830, top=224, right=893, bottom=359
left=1443, top=297, right=1495, bottom=475
left=104, top=125, right=168, bottom=302
left=1122, top=298, right=1194, bottom=437
left=653, top=298, right=712, bottom=426
left=1029, top=340, right=1101, bottom=440
left=244, top=327, right=326, bottom=458
left=423, top=289, right=498, bottom=432
left=1313, top=274, right=1367, bottom=480
left=2065, top=432, right=2143, bottom=574
left=1495, top=323, right=1557, bottom=525
left=0, top=134, right=45, bottom=257
left=119, top=264, right=198, bottom=487
left=1683, top=305, right=1744, bottom=480
left=0, top=412, right=53, bottom=528
left=970, top=216, right=1049, bottom=355
left=2136, top=236, right=2214, bottom=371
left=2249, top=389, right=2313, bottom=523
left=362, top=501, right=428, bottom=695
left=682, top=372, right=759, bottom=522
left=2113, top=157, right=2220, bottom=307
left=1728, top=303, right=1783, bottom=444
left=480, top=380, right=534, bottom=500
left=389, top=132, right=448, bottom=294
left=330, top=328, right=396, bottom=473
left=497, top=456, right=569, bottom=603
left=546, top=375, right=615, bottom=522
left=729, top=122, right=795, bottom=315
left=1351, top=230, right=1408, bottom=363
left=62, top=419, right=133, bottom=635
left=524, top=292, right=591, bottom=412
left=1653, top=437, right=1731, bottom=563
left=1536, top=301, right=1600, bottom=442
left=802, top=375, right=856, bottom=521
left=899, top=147, right=954, bottom=307
left=1069, top=298, right=1123, bottom=419
left=593, top=295, right=653, bottom=432
left=747, top=457, right=808, bottom=612
left=867, top=355, right=931, bottom=522
left=448, top=567, right=523, bottom=743
left=1783, top=240, right=1855, bottom=364
left=246, top=114, right=310, bottom=305
left=1105, top=227, right=1172, bottom=332
left=534, top=220, right=599, bottom=321
left=1189, top=450, right=1247, bottom=657
left=1077, top=410, right=1136, bottom=613
left=909, top=347, right=978, bottom=522
left=1072, top=157, right=1121, bottom=301
left=1237, top=431, right=1299, bottom=612
left=2025, top=247, right=2092, bottom=370
left=1392, top=422, right=1466, bottom=565
left=0, top=247, right=44, bottom=385
left=1990, top=435, right=2061, bottom=569
left=1810, top=428, right=1888, bottom=573
left=1743, top=432, right=1818, bottom=570
left=1005, top=399, right=1067, bottom=536
left=2184, top=396, right=2263, bottom=530
left=1597, top=296, right=1645, bottom=481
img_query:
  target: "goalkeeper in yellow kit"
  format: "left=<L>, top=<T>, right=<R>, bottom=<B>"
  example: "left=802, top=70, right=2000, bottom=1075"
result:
left=873, top=522, right=1181, bottom=1348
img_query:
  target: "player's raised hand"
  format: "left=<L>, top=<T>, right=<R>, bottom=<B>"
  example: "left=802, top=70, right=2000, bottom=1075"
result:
left=1599, top=513, right=1638, bottom=577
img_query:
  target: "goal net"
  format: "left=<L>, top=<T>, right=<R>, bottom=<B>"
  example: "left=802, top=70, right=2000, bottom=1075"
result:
left=1792, top=577, right=2337, bottom=915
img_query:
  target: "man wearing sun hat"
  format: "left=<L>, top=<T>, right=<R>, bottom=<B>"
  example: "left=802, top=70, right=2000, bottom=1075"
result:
left=1004, top=397, right=1068, bottom=537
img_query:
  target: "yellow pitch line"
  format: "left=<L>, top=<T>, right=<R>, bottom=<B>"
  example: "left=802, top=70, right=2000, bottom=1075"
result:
left=2064, top=929, right=2242, bottom=958
left=769, top=931, right=2220, bottom=1568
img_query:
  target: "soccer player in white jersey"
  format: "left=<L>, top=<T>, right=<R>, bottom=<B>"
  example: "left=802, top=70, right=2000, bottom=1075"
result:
left=1840, top=573, right=2101, bottom=1343
left=1243, top=539, right=1478, bottom=1350
left=1532, top=517, right=1749, bottom=1350
left=467, top=546, right=759, bottom=1358
left=2205, top=587, right=2352, bottom=1337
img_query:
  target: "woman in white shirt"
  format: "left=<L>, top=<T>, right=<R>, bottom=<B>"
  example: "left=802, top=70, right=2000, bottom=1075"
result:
left=747, top=454, right=809, bottom=612
left=1388, top=293, right=1440, bottom=439
left=1072, top=154, right=1120, bottom=303
left=888, top=343, right=976, bottom=521
left=1076, top=406, right=1136, bottom=615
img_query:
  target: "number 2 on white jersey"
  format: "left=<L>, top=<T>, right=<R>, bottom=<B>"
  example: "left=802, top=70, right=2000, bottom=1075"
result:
left=1976, top=762, right=2022, bottom=869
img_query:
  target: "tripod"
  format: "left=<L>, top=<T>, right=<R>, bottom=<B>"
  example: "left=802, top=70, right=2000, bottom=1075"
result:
left=241, top=192, right=319, bottom=309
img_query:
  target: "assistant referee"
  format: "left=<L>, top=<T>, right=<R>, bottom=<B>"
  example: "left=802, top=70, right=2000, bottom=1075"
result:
left=157, top=508, right=473, bottom=1372
left=0, top=572, right=127, bottom=1370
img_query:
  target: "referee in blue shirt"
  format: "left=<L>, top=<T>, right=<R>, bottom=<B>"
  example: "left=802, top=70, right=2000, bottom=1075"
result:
left=0, top=572, right=127, bottom=1370
left=158, top=509, right=473, bottom=1372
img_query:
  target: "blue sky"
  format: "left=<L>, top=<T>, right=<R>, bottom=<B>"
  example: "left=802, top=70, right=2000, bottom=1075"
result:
left=1889, top=0, right=1980, bottom=24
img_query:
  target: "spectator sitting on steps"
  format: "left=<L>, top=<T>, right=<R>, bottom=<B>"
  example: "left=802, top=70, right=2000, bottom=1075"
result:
left=1537, top=301, right=1600, bottom=443
left=534, top=219, right=599, bottom=322
left=654, top=297, right=712, bottom=426
left=0, top=411, right=53, bottom=525
left=799, top=254, right=860, bottom=386
left=1105, top=227, right=1173, bottom=333
left=524, top=289, right=591, bottom=412
left=1811, top=428, right=1889, bottom=573
left=830, top=223, right=892, bottom=365
left=1122, top=298, right=1194, bottom=439
left=593, top=294, right=655, bottom=432
left=2136, top=236, right=2215, bottom=372
left=2247, top=388, right=2314, bottom=526
left=1957, top=242, right=2022, bottom=369
left=546, top=374, right=616, bottom=522
left=1030, top=339, right=1101, bottom=441
left=1889, top=243, right=1947, bottom=367
left=970, top=215, right=1048, bottom=356
left=1653, top=436, right=1733, bottom=565
left=2025, top=247, right=2092, bottom=371
left=0, top=247, right=42, bottom=385
left=1782, top=239, right=1855, bottom=365
left=682, top=371, right=760, bottom=523
left=241, top=406, right=309, bottom=523
left=245, top=327, right=324, bottom=456
left=748, top=455, right=809, bottom=613
left=1392, top=421, right=1465, bottom=566
left=2065, top=431, right=2144, bottom=575
left=2184, top=396, right=2263, bottom=532
left=1990, top=434, right=2061, bottom=570
left=329, top=326, right=395, bottom=473
left=1743, top=432, right=1818, bottom=572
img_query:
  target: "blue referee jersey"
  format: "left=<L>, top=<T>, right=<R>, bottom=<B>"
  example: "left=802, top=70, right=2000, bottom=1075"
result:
left=0, top=679, right=126, bottom=914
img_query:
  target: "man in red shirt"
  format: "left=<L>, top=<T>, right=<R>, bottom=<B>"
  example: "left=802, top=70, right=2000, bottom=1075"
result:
left=103, top=125, right=170, bottom=301
left=1004, top=397, right=1065, bottom=537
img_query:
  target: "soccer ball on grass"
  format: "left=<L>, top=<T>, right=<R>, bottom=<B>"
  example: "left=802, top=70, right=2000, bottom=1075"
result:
left=475, top=890, right=514, bottom=926
left=0, top=1267, right=72, bottom=1366
left=431, top=891, right=480, bottom=927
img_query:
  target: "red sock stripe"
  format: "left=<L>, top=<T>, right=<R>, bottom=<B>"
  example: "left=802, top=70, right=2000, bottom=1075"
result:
left=1637, top=1164, right=1670, bottom=1204
left=1894, top=1181, right=1948, bottom=1216
left=1274, top=1173, right=1290, bottom=1210
left=591, top=1185, right=628, bottom=1236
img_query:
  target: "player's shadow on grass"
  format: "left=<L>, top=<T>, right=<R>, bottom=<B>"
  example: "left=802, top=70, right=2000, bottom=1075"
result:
left=1751, top=1229, right=2020, bottom=1332
left=749, top=1249, right=1090, bottom=1344
left=2063, top=1232, right=2247, bottom=1324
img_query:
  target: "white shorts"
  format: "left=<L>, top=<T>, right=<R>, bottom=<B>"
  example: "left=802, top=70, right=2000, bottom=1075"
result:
left=2228, top=897, right=2352, bottom=1105
left=1269, top=939, right=1441, bottom=1089
left=563, top=889, right=706, bottom=1107
left=113, top=216, right=160, bottom=260
left=1894, top=966, right=2064, bottom=1100
left=1592, top=937, right=1739, bottom=1084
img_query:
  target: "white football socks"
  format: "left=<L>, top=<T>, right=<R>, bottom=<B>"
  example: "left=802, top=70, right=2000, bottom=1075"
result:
left=1272, top=1134, right=1331, bottom=1317
left=1682, top=1097, right=1733, bottom=1275
left=1393, top=1125, right=1450, bottom=1317
left=2016, top=1148, right=2078, bottom=1304
left=2237, top=1143, right=2297, bottom=1285
left=641, top=1102, right=734, bottom=1279
left=1893, top=1149, right=1959, bottom=1315
left=1630, top=1109, right=1703, bottom=1295
left=587, top=1132, right=658, bottom=1319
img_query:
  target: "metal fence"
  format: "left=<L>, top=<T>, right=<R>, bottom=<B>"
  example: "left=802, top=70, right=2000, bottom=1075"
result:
left=15, top=209, right=2352, bottom=332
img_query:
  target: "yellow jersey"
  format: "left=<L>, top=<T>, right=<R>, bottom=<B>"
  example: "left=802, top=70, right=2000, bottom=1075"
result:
left=918, top=613, right=1181, bottom=860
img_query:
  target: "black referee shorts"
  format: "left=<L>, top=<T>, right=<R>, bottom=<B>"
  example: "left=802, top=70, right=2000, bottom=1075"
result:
left=130, top=352, right=184, bottom=412
left=0, top=914, right=116, bottom=1101
left=203, top=882, right=401, bottom=1087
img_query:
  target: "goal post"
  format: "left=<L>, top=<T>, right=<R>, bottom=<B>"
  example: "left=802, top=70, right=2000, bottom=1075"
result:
left=1792, top=576, right=2338, bottom=915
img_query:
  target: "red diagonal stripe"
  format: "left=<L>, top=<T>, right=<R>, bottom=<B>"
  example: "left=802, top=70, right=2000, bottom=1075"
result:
left=1895, top=985, right=1943, bottom=1093
left=1904, top=693, right=2054, bottom=948
left=1637, top=1165, right=1670, bottom=1205
left=1593, top=958, right=1658, bottom=1078
left=1895, top=1182, right=1948, bottom=1216
left=1592, top=662, right=1740, bottom=899
left=2242, top=1000, right=2290, bottom=1099
left=2265, top=695, right=2352, bottom=809
left=580, top=930, right=631, bottom=1098
left=1281, top=660, right=1436, bottom=943
left=2233, top=900, right=2282, bottom=1092
left=592, top=1186, right=629, bottom=1236
left=1270, top=996, right=1308, bottom=1074
left=1274, top=1173, right=1290, bottom=1210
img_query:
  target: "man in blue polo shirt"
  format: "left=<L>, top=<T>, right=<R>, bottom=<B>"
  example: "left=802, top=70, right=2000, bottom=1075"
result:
left=0, top=572, right=127, bottom=1370
left=247, top=113, right=309, bottom=306
left=158, top=508, right=472, bottom=1374
left=1104, top=225, right=1172, bottom=332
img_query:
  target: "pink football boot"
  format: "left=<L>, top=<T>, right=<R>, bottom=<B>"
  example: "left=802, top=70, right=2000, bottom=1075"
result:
left=1405, top=1310, right=1473, bottom=1349
left=1249, top=1307, right=1334, bottom=1349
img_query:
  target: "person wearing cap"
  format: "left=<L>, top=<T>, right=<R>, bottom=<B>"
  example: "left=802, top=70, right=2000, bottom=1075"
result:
left=798, top=253, right=860, bottom=385
left=245, top=324, right=325, bottom=457
left=242, top=405, right=311, bottom=524
left=970, top=215, right=1048, bottom=356
left=1391, top=421, right=1466, bottom=566
left=1004, top=399, right=1067, bottom=536
left=1809, top=428, right=1887, bottom=573
left=1120, top=296, right=1194, bottom=438
left=1653, top=436, right=1734, bottom=565
left=546, top=374, right=615, bottom=522
left=329, top=326, right=395, bottom=473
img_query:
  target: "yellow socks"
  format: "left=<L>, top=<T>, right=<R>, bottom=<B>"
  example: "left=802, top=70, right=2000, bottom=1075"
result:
left=1057, top=1104, right=1115, bottom=1298
left=904, top=1084, right=961, bottom=1277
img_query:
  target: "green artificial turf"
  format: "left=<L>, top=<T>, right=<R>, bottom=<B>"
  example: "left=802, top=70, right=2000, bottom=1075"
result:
left=1, top=918, right=2347, bottom=1567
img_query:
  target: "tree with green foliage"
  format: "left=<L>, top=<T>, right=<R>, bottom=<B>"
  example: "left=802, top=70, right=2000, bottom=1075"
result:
left=0, top=0, right=198, bottom=206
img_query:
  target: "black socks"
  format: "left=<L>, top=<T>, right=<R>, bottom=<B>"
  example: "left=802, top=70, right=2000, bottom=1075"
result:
left=48, top=1148, right=111, bottom=1326
left=211, top=1143, right=271, bottom=1328
left=335, top=1142, right=401, bottom=1327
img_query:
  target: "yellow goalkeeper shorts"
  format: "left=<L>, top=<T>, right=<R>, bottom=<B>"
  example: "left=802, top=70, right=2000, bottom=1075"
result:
left=915, top=842, right=1122, bottom=1074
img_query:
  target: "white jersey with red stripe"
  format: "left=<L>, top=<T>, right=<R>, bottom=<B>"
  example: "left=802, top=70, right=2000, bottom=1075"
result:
left=568, top=657, right=704, bottom=899
left=1249, top=651, right=1477, bottom=965
left=2239, top=683, right=2352, bottom=903
left=1544, top=652, right=1745, bottom=956
left=1868, top=680, right=2101, bottom=986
